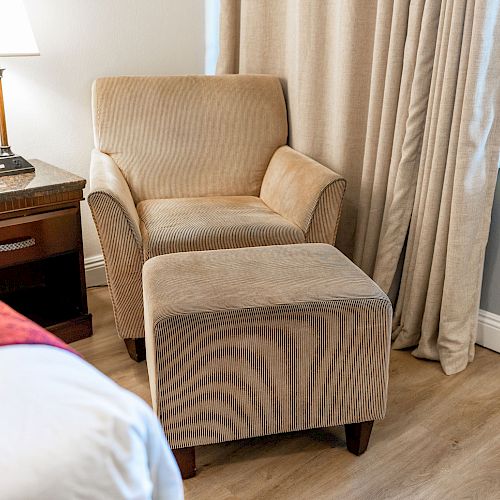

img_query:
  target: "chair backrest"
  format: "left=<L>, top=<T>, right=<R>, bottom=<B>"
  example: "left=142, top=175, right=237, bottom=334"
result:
left=92, top=75, right=288, bottom=202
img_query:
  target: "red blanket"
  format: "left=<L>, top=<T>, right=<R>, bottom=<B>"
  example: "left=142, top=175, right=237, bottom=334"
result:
left=0, top=301, right=80, bottom=356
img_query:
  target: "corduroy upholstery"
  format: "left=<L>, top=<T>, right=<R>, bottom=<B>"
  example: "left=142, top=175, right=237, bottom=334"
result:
left=138, top=196, right=305, bottom=260
left=92, top=75, right=288, bottom=202
left=261, top=146, right=346, bottom=244
left=89, top=150, right=144, bottom=339
left=144, top=244, right=392, bottom=449
left=89, top=75, right=346, bottom=340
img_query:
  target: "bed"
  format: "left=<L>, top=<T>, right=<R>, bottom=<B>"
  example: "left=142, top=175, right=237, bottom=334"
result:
left=0, top=302, right=183, bottom=500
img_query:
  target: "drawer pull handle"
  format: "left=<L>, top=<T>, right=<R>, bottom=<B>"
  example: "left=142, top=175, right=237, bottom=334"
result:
left=0, top=237, right=36, bottom=252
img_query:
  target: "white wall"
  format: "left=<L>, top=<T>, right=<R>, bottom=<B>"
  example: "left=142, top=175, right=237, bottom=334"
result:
left=3, top=0, right=205, bottom=260
left=205, top=0, right=220, bottom=74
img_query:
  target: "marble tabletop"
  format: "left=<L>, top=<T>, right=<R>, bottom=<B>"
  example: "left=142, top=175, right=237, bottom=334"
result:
left=0, top=160, right=86, bottom=202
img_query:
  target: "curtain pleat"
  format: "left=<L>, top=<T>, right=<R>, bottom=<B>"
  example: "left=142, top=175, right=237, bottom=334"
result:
left=394, top=0, right=500, bottom=374
left=373, top=0, right=442, bottom=292
left=352, top=1, right=411, bottom=276
left=216, top=0, right=240, bottom=74
left=217, top=0, right=500, bottom=374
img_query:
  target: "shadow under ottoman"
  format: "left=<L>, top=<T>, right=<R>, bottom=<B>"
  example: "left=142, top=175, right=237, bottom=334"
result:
left=143, top=243, right=392, bottom=479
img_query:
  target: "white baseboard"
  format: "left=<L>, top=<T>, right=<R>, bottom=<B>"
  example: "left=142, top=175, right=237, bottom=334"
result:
left=477, top=309, right=500, bottom=353
left=84, top=254, right=107, bottom=287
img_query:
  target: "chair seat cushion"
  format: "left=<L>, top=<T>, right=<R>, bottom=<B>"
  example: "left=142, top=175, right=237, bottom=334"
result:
left=137, top=196, right=305, bottom=259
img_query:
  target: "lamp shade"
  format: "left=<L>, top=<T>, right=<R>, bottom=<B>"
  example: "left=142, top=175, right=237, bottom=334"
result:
left=0, top=0, right=39, bottom=57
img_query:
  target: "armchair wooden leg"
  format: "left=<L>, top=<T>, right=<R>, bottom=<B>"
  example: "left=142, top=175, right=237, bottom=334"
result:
left=345, top=420, right=374, bottom=456
left=173, top=447, right=196, bottom=479
left=123, top=338, right=146, bottom=362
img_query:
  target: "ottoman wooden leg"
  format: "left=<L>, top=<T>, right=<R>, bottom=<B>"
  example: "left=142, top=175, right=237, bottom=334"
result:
left=173, top=447, right=196, bottom=479
left=345, top=420, right=374, bottom=456
left=123, top=338, right=146, bottom=362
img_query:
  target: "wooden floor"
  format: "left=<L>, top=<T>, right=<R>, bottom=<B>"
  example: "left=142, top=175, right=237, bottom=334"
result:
left=74, top=287, right=500, bottom=500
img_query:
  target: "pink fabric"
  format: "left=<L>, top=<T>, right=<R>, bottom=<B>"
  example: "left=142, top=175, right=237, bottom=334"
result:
left=0, top=301, right=80, bottom=356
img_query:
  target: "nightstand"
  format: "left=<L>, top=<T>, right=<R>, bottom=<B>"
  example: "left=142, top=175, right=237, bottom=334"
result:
left=0, top=160, right=92, bottom=342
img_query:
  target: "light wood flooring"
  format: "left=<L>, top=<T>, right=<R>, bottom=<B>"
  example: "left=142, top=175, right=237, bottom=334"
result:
left=74, top=287, right=500, bottom=500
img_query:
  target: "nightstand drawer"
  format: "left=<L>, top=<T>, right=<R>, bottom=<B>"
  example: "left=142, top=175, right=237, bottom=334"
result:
left=0, top=208, right=80, bottom=268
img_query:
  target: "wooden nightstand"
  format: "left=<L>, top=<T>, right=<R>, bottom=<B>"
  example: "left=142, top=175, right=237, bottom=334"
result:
left=0, top=160, right=92, bottom=343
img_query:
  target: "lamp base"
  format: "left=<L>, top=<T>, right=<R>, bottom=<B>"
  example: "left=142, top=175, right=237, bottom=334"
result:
left=0, top=155, right=35, bottom=177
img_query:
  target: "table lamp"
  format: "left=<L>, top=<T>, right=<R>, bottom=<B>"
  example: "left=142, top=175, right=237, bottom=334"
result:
left=0, top=0, right=39, bottom=176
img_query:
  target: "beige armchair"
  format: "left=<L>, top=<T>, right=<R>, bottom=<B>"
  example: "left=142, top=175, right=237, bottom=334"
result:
left=88, top=75, right=346, bottom=360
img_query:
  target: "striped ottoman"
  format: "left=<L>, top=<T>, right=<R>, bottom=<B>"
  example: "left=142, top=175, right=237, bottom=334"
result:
left=143, top=243, right=392, bottom=478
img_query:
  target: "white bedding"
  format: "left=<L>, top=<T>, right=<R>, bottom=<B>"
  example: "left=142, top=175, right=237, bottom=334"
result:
left=0, top=345, right=183, bottom=500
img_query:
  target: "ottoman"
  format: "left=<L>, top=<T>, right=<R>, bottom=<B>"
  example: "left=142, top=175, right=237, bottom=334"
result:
left=143, top=243, right=392, bottom=478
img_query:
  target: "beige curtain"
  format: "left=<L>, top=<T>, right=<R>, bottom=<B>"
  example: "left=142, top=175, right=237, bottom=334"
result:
left=217, top=0, right=500, bottom=374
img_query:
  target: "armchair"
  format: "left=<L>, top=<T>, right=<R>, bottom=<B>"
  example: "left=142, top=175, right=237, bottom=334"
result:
left=88, top=75, right=346, bottom=360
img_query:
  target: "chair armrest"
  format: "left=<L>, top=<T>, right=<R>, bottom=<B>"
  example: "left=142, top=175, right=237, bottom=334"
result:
left=88, top=150, right=145, bottom=339
left=88, top=150, right=141, bottom=245
left=260, top=146, right=346, bottom=244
